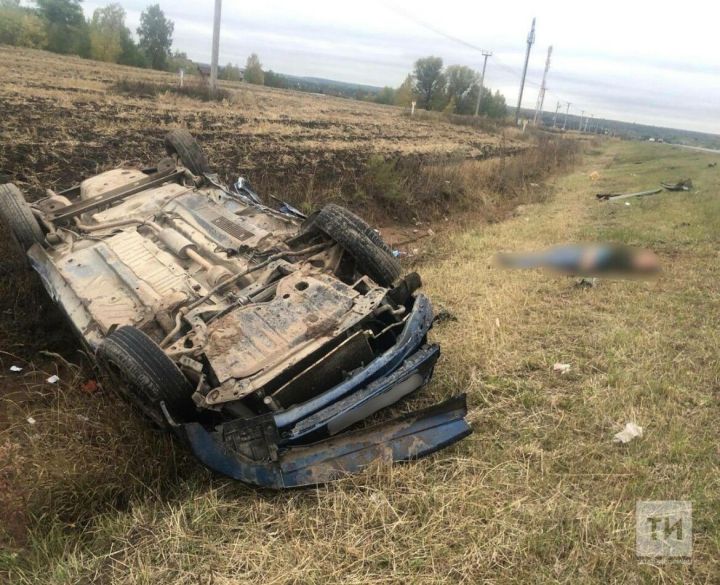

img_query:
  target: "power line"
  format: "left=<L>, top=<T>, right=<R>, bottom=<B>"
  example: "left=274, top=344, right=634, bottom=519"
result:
left=381, top=1, right=598, bottom=127
left=382, top=2, right=490, bottom=54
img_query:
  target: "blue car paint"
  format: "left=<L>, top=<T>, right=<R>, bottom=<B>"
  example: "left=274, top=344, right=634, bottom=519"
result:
left=282, top=343, right=440, bottom=444
left=181, top=394, right=471, bottom=489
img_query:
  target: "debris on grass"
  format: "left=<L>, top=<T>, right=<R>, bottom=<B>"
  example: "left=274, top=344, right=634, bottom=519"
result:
left=434, top=306, right=458, bottom=324
left=553, top=362, right=571, bottom=375
left=46, top=374, right=59, bottom=384
left=575, top=277, right=597, bottom=288
left=9, top=365, right=22, bottom=372
left=661, top=178, right=693, bottom=191
left=26, top=417, right=36, bottom=425
left=596, top=188, right=663, bottom=201
left=80, top=379, right=99, bottom=394
left=613, top=422, right=643, bottom=444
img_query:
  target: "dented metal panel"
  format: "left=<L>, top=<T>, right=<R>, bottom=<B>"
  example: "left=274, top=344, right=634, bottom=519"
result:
left=204, top=272, right=357, bottom=389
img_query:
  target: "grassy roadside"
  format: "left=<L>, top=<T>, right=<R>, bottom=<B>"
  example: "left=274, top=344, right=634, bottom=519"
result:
left=2, top=139, right=719, bottom=583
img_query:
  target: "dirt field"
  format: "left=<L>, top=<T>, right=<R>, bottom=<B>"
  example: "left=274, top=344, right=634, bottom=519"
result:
left=0, top=46, right=525, bottom=214
left=2, top=48, right=718, bottom=584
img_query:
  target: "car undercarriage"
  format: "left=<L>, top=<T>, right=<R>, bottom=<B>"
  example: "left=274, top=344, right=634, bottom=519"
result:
left=0, top=129, right=471, bottom=488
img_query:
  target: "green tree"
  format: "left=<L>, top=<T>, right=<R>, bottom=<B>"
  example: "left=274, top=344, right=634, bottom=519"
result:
left=264, top=70, right=286, bottom=88
left=137, top=4, right=174, bottom=70
left=375, top=86, right=395, bottom=105
left=0, top=2, right=47, bottom=48
left=35, top=0, right=86, bottom=54
left=89, top=3, right=126, bottom=62
left=413, top=56, right=445, bottom=110
left=167, top=50, right=194, bottom=73
left=220, top=62, right=242, bottom=81
left=484, top=90, right=507, bottom=119
left=244, top=53, right=264, bottom=85
left=445, top=65, right=478, bottom=114
left=393, top=75, right=414, bottom=107
left=118, top=31, right=148, bottom=67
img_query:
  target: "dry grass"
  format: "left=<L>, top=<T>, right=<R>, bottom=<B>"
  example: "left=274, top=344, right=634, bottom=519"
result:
left=357, top=134, right=579, bottom=221
left=110, top=79, right=232, bottom=102
left=2, top=140, right=718, bottom=583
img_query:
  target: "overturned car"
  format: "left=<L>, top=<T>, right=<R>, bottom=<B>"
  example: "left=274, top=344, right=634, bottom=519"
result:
left=0, top=130, right=471, bottom=488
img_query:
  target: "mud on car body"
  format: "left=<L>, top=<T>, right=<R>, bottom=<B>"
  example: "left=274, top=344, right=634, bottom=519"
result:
left=0, top=129, right=471, bottom=488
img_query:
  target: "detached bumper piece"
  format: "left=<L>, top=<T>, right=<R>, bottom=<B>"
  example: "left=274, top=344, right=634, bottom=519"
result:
left=178, top=294, right=472, bottom=488
left=181, top=394, right=471, bottom=488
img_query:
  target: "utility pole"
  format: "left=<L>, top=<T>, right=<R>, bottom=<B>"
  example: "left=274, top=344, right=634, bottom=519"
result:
left=552, top=101, right=561, bottom=128
left=209, top=0, right=222, bottom=96
left=562, top=102, right=571, bottom=130
left=515, top=17, right=536, bottom=124
left=585, top=114, right=593, bottom=132
left=533, top=45, right=552, bottom=126
left=578, top=110, right=585, bottom=132
left=474, top=50, right=493, bottom=116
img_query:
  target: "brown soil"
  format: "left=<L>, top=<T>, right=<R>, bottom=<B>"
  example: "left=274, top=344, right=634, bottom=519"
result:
left=0, top=46, right=526, bottom=213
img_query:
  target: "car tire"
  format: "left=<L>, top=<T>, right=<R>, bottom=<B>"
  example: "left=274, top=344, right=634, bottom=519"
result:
left=164, top=129, right=211, bottom=176
left=303, top=203, right=393, bottom=254
left=0, top=183, right=44, bottom=254
left=98, top=326, right=195, bottom=424
left=303, top=203, right=401, bottom=286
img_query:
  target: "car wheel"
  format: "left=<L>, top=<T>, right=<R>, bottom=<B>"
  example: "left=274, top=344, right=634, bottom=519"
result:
left=164, top=129, right=211, bottom=176
left=303, top=203, right=401, bottom=286
left=0, top=183, right=45, bottom=255
left=98, top=326, right=195, bottom=425
left=303, top=203, right=393, bottom=254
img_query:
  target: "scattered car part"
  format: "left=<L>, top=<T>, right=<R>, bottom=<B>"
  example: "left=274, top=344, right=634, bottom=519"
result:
left=661, top=178, right=693, bottom=191
left=596, top=188, right=663, bottom=201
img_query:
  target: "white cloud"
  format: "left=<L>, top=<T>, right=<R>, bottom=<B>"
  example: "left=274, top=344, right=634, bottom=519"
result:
left=84, top=0, right=720, bottom=133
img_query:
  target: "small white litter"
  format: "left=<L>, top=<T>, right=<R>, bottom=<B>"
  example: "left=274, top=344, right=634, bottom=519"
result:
left=553, top=363, right=571, bottom=375
left=625, top=202, right=631, bottom=206
left=10, top=365, right=22, bottom=372
left=46, top=374, right=60, bottom=384
left=613, top=422, right=643, bottom=444
left=27, top=417, right=36, bottom=425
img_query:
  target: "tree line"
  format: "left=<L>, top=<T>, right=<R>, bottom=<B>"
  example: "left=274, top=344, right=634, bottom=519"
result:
left=0, top=0, right=178, bottom=71
left=0, top=3, right=507, bottom=117
left=376, top=56, right=507, bottom=118
left=221, top=52, right=507, bottom=117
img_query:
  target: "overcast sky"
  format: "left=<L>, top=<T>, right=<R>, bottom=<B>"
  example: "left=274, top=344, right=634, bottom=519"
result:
left=85, top=0, right=720, bottom=134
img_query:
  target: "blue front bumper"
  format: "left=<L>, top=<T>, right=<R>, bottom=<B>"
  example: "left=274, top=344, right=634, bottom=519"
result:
left=177, top=294, right=472, bottom=487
